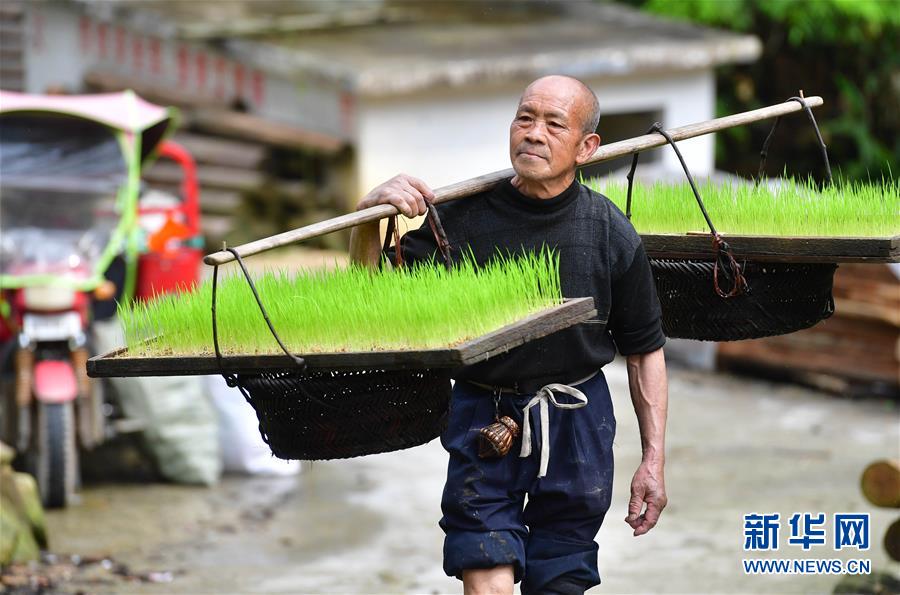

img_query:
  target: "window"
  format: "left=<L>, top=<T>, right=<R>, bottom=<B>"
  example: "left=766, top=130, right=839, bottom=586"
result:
left=579, top=109, right=663, bottom=180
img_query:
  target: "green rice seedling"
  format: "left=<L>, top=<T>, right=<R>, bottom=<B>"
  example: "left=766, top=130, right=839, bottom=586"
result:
left=587, top=177, right=900, bottom=237
left=119, top=250, right=563, bottom=357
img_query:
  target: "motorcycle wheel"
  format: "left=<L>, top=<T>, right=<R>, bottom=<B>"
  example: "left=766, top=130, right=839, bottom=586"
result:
left=33, top=401, right=79, bottom=508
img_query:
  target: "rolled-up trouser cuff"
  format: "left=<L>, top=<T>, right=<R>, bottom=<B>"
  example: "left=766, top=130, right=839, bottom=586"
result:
left=443, top=529, right=526, bottom=582
left=521, top=530, right=601, bottom=594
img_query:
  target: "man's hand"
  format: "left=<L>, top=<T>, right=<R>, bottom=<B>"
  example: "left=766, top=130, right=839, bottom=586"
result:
left=625, top=459, right=667, bottom=536
left=624, top=348, right=668, bottom=537
left=356, top=174, right=434, bottom=217
left=349, top=174, right=434, bottom=267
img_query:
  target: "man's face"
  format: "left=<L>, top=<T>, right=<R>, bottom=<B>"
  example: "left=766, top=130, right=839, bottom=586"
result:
left=509, top=78, right=590, bottom=183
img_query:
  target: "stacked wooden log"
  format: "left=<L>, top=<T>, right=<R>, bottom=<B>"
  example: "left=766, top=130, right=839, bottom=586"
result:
left=143, top=132, right=262, bottom=243
left=717, top=264, right=900, bottom=397
left=860, top=460, right=900, bottom=562
left=141, top=131, right=348, bottom=252
left=0, top=2, right=25, bottom=92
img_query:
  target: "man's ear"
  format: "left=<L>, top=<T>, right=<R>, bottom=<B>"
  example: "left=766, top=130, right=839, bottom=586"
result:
left=576, top=133, right=601, bottom=165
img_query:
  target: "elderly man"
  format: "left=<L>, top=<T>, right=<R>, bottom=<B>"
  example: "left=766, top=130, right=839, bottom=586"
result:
left=349, top=75, right=668, bottom=595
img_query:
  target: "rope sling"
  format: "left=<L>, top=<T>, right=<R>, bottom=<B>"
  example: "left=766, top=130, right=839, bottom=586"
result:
left=210, top=205, right=454, bottom=461
left=625, top=97, right=837, bottom=341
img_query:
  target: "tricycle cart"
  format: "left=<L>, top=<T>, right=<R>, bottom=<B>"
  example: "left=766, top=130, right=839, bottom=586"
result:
left=0, top=90, right=177, bottom=506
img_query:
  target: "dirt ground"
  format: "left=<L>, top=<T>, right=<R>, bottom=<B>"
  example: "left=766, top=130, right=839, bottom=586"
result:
left=25, top=356, right=899, bottom=595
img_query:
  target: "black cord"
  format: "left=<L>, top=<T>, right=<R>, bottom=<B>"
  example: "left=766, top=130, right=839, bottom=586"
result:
left=211, top=247, right=306, bottom=398
left=627, top=122, right=721, bottom=236
left=221, top=247, right=306, bottom=369
left=626, top=122, right=748, bottom=298
left=756, top=96, right=833, bottom=186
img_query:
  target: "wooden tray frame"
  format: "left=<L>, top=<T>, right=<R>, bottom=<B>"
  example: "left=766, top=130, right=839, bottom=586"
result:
left=87, top=298, right=597, bottom=378
left=642, top=233, right=899, bottom=263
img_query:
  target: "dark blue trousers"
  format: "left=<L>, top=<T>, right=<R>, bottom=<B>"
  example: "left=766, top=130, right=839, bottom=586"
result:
left=439, top=372, right=616, bottom=594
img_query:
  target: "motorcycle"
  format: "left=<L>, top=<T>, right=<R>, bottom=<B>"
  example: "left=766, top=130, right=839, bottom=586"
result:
left=0, top=90, right=176, bottom=507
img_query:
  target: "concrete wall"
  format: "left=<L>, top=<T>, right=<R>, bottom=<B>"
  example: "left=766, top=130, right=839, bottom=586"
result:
left=22, top=3, right=351, bottom=140
left=23, top=3, right=81, bottom=94
left=354, top=70, right=716, bottom=198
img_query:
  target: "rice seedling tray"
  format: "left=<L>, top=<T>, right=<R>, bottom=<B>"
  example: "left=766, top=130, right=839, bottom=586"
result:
left=87, top=297, right=597, bottom=378
left=589, top=178, right=900, bottom=263
left=641, top=233, right=900, bottom=263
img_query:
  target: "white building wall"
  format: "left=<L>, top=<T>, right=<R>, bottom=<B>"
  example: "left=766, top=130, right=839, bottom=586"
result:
left=586, top=69, right=716, bottom=177
left=355, top=69, right=716, bottom=198
left=355, top=85, right=516, bottom=195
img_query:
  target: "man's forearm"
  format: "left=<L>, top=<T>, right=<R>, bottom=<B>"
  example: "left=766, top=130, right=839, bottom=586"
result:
left=349, top=221, right=383, bottom=267
left=624, top=346, right=668, bottom=536
left=625, top=348, right=668, bottom=464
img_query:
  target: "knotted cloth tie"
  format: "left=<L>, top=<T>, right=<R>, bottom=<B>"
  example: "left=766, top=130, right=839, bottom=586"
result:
left=520, top=383, right=589, bottom=478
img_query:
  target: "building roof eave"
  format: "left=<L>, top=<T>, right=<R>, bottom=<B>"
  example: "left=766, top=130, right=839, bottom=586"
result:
left=69, top=0, right=764, bottom=99
left=351, top=35, right=762, bottom=97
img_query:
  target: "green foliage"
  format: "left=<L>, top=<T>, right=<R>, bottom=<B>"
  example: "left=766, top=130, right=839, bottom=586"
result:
left=639, top=0, right=898, bottom=43
left=616, top=0, right=899, bottom=182
left=589, top=177, right=900, bottom=237
left=119, top=252, right=562, bottom=356
left=640, top=0, right=754, bottom=30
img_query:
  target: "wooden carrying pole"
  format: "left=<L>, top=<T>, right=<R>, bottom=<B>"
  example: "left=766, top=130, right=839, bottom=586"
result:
left=205, top=96, right=824, bottom=266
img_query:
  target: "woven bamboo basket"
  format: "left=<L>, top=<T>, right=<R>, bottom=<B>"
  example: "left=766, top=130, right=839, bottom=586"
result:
left=626, top=98, right=839, bottom=341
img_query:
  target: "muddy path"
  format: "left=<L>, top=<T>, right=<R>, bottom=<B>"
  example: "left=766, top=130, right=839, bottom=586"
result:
left=14, top=360, right=900, bottom=594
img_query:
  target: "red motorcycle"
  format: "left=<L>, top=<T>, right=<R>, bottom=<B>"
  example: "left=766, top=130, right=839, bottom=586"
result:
left=0, top=91, right=178, bottom=507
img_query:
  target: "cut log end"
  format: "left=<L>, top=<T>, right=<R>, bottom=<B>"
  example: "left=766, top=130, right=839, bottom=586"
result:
left=861, top=460, right=900, bottom=509
left=886, top=518, right=900, bottom=562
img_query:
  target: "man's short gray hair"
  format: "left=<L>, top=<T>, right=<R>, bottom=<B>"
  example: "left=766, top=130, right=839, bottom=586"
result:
left=577, top=79, right=601, bottom=135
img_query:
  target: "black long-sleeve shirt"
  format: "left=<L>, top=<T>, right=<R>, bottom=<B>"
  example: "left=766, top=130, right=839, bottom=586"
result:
left=385, top=178, right=665, bottom=392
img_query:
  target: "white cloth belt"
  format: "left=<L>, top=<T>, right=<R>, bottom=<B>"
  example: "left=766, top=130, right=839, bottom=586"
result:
left=519, top=377, right=591, bottom=478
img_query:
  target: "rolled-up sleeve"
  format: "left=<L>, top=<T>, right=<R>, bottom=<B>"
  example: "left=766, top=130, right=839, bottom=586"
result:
left=608, top=243, right=666, bottom=355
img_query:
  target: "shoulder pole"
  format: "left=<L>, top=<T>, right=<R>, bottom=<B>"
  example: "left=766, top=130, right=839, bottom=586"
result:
left=204, top=96, right=824, bottom=266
